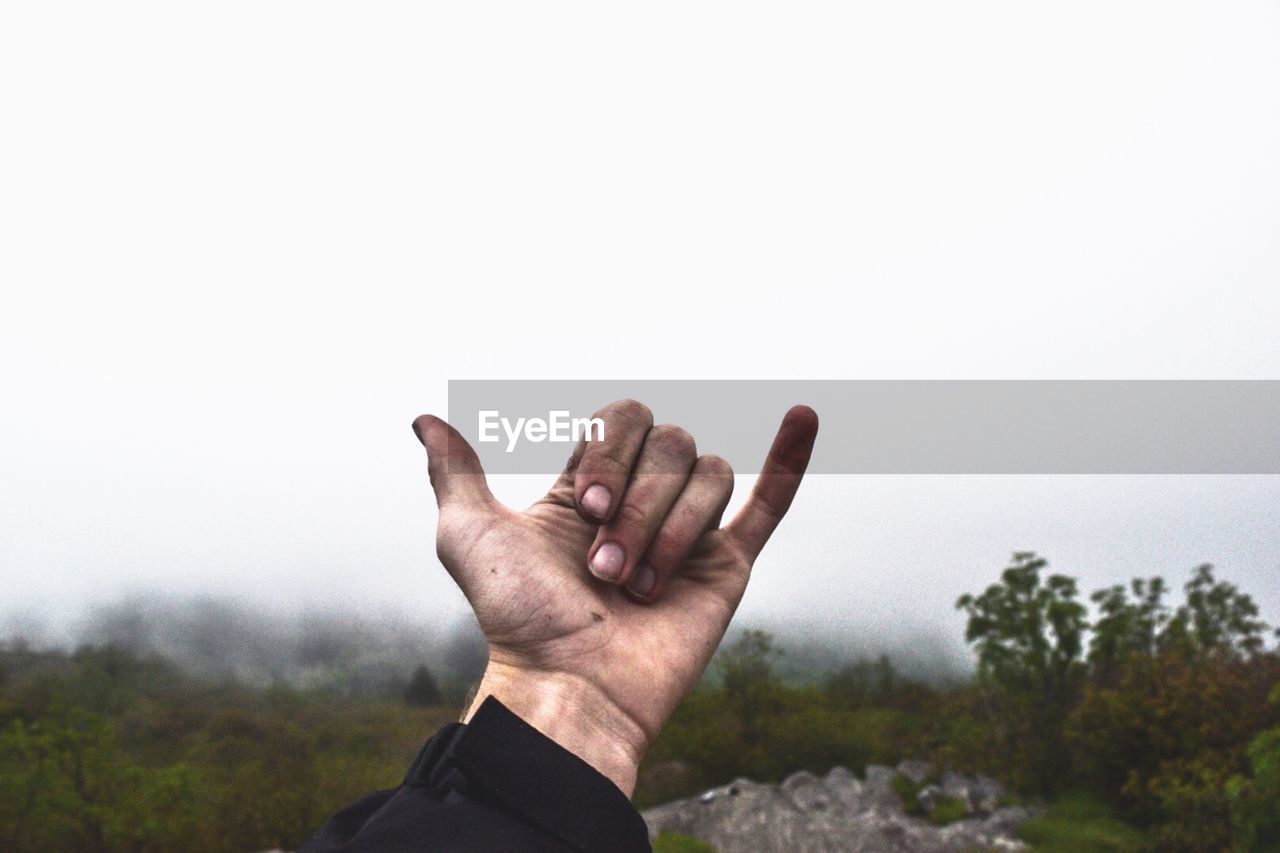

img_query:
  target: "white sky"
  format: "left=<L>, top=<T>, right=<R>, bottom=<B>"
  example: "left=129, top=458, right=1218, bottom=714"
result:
left=2, top=2, right=1279, bottom=653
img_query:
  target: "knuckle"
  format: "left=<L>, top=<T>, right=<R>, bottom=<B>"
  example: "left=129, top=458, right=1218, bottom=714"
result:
left=650, top=526, right=690, bottom=564
left=648, top=424, right=696, bottom=459
left=753, top=494, right=787, bottom=522
left=603, top=398, right=653, bottom=429
left=698, top=454, right=735, bottom=485
left=578, top=449, right=631, bottom=483
left=613, top=500, right=652, bottom=531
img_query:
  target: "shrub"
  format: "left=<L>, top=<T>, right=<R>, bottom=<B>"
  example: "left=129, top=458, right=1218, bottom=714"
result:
left=1017, top=795, right=1147, bottom=852
left=890, top=772, right=925, bottom=815
left=928, top=795, right=968, bottom=826
left=1227, top=686, right=1280, bottom=853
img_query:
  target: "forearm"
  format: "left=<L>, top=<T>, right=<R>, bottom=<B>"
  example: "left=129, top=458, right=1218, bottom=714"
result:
left=463, top=660, right=648, bottom=797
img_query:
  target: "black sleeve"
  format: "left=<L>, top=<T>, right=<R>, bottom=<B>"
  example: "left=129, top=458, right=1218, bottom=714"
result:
left=298, top=696, right=652, bottom=853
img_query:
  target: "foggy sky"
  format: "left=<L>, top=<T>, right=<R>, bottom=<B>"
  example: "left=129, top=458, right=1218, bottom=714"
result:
left=2, top=2, right=1279, bottom=660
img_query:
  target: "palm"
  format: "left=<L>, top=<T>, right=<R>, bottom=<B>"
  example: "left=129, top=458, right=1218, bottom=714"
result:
left=439, top=494, right=748, bottom=740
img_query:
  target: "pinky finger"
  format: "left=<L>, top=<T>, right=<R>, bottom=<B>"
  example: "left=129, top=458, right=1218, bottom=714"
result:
left=725, top=405, right=819, bottom=561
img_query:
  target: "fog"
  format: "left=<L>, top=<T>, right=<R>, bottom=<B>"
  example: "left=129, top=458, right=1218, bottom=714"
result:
left=2, top=2, right=1279, bottom=676
left=3, top=590, right=972, bottom=691
left=6, top=472, right=1278, bottom=688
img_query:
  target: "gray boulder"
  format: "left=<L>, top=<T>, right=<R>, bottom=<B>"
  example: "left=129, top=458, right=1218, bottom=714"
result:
left=938, top=770, right=1005, bottom=815
left=642, top=765, right=1039, bottom=853
left=895, top=759, right=934, bottom=785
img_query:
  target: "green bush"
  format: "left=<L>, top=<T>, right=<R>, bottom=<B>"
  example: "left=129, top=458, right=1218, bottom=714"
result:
left=1017, top=795, right=1147, bottom=852
left=888, top=773, right=967, bottom=825
left=928, top=795, right=968, bottom=826
left=1228, top=687, right=1280, bottom=852
left=890, top=772, right=925, bottom=816
left=0, top=646, right=452, bottom=853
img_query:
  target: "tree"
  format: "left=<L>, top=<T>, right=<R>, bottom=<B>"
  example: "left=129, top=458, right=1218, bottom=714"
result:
left=823, top=655, right=896, bottom=708
left=1161, top=564, right=1269, bottom=658
left=1088, top=576, right=1170, bottom=684
left=1068, top=566, right=1280, bottom=846
left=955, top=552, right=1088, bottom=793
left=955, top=552, right=1087, bottom=700
left=403, top=664, right=443, bottom=707
left=717, top=630, right=782, bottom=753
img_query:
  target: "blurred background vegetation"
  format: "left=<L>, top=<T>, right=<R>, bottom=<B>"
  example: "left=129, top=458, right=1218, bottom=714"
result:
left=3, top=554, right=1279, bottom=852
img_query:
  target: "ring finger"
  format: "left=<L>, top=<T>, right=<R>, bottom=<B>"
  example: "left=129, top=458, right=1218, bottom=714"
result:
left=587, top=425, right=697, bottom=586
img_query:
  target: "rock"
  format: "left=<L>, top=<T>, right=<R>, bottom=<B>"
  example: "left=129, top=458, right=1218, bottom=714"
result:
left=782, top=770, right=832, bottom=812
left=858, top=764, right=906, bottom=811
left=937, top=770, right=1007, bottom=815
left=642, top=764, right=1040, bottom=853
left=895, top=759, right=934, bottom=785
left=971, top=774, right=1006, bottom=813
left=915, top=783, right=943, bottom=814
left=823, top=766, right=867, bottom=812
left=863, top=764, right=897, bottom=787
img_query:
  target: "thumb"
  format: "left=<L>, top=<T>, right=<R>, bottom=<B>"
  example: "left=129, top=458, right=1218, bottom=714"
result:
left=411, top=414, right=495, bottom=510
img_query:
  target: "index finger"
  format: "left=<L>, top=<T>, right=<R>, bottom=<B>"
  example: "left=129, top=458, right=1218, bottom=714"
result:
left=725, top=405, right=819, bottom=561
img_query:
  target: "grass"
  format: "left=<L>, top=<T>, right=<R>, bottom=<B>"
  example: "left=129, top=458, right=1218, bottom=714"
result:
left=653, top=832, right=718, bottom=852
left=1018, top=794, right=1147, bottom=853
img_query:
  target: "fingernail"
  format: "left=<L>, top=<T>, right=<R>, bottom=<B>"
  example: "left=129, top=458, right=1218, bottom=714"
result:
left=628, top=564, right=656, bottom=597
left=581, top=484, right=612, bottom=519
left=590, top=542, right=625, bottom=581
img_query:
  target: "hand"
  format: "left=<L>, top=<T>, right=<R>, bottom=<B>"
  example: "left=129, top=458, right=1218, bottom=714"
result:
left=411, top=400, right=818, bottom=795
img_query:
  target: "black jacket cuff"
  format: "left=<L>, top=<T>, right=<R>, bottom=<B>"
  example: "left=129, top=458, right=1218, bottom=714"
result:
left=300, top=695, right=651, bottom=852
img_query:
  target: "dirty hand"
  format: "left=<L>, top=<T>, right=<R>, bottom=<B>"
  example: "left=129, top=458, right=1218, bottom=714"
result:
left=412, top=400, right=818, bottom=795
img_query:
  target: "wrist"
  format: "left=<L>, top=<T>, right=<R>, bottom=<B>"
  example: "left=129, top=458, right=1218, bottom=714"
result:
left=462, top=660, right=647, bottom=797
